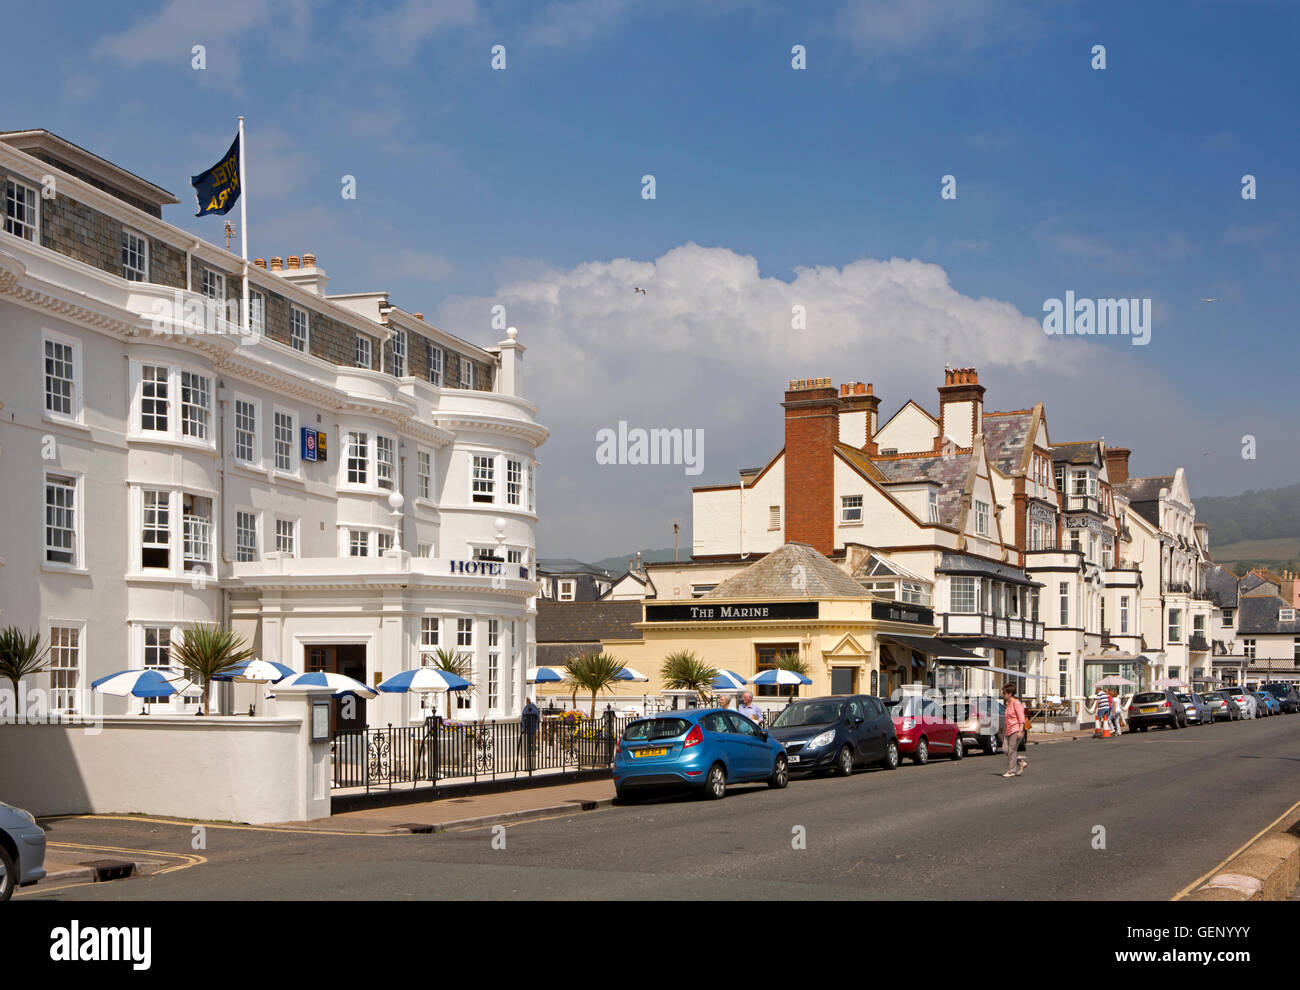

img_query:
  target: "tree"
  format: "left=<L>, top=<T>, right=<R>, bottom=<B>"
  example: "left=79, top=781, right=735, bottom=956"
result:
left=660, top=650, right=718, bottom=699
left=0, top=628, right=50, bottom=704
left=169, top=624, right=257, bottom=715
left=564, top=651, right=626, bottom=716
left=424, top=647, right=475, bottom=718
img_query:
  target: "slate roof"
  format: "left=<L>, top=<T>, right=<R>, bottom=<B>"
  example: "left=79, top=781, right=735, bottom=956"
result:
left=537, top=559, right=613, bottom=578
left=1116, top=476, right=1173, bottom=503
left=535, top=600, right=643, bottom=644
left=1051, top=441, right=1101, bottom=466
left=1203, top=564, right=1241, bottom=609
left=982, top=411, right=1035, bottom=476
left=835, top=444, right=889, bottom=483
left=705, top=543, right=870, bottom=599
left=871, top=451, right=971, bottom=526
left=1236, top=594, right=1300, bottom=635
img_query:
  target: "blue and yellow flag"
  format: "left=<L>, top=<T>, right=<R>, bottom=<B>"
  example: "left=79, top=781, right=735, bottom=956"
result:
left=191, top=133, right=241, bottom=217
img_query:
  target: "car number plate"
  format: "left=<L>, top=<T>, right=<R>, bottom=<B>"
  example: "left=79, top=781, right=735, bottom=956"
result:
left=1141, top=707, right=1157, bottom=714
left=788, top=755, right=801, bottom=763
left=635, top=748, right=667, bottom=758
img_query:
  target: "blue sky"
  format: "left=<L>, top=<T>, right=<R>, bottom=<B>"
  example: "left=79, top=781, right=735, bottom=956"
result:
left=12, top=0, right=1299, bottom=557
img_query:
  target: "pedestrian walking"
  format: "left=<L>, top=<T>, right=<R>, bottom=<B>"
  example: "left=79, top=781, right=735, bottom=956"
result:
left=1094, top=687, right=1112, bottom=736
left=519, top=697, right=540, bottom=771
left=717, top=694, right=733, bottom=709
left=1001, top=683, right=1028, bottom=777
left=737, top=691, right=764, bottom=726
left=1107, top=688, right=1124, bottom=736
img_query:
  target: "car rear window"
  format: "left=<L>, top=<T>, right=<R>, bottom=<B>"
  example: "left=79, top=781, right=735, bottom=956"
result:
left=1175, top=694, right=1192, bottom=702
left=1131, top=693, right=1165, bottom=703
left=623, top=718, right=689, bottom=741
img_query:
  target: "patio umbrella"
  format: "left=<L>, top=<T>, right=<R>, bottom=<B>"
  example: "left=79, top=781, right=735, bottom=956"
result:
left=614, top=666, right=650, bottom=682
left=91, top=669, right=197, bottom=714
left=711, top=670, right=749, bottom=691
left=526, top=666, right=564, bottom=684
left=1093, top=675, right=1136, bottom=687
left=212, top=659, right=296, bottom=683
left=751, top=669, right=813, bottom=686
left=1153, top=677, right=1188, bottom=689
left=377, top=668, right=471, bottom=693
left=274, top=671, right=378, bottom=699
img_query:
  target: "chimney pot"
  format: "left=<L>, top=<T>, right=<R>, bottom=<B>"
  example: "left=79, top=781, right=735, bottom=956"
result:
left=270, top=257, right=283, bottom=271
left=414, top=312, right=424, bottom=321
left=254, top=258, right=266, bottom=269
left=303, top=252, right=316, bottom=267
left=287, top=255, right=300, bottom=270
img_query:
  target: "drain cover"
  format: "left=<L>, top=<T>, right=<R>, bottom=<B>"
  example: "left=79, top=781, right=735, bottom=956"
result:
left=395, top=823, right=436, bottom=834
left=79, top=859, right=135, bottom=882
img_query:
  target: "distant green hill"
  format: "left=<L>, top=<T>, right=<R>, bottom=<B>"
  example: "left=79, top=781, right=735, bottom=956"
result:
left=592, top=547, right=682, bottom=574
left=1196, top=482, right=1300, bottom=545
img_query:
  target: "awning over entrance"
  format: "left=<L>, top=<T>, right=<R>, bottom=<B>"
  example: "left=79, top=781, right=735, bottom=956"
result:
left=879, top=634, right=988, bottom=666
left=981, top=664, right=1047, bottom=681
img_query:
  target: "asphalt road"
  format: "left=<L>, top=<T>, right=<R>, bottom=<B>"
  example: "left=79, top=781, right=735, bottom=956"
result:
left=22, top=714, right=1300, bottom=900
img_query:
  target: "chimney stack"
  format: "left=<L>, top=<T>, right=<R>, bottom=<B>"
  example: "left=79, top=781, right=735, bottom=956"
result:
left=838, top=381, right=881, bottom=454
left=1105, top=446, right=1131, bottom=485
left=936, top=366, right=985, bottom=451
left=783, top=377, right=841, bottom=555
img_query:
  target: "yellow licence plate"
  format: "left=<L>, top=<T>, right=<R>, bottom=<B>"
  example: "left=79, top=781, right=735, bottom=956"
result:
left=635, top=748, right=668, bottom=757
left=1141, top=707, right=1157, bottom=714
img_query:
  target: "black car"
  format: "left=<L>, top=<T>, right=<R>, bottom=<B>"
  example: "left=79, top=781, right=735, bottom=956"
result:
left=1259, top=682, right=1300, bottom=714
left=1126, top=690, right=1186, bottom=731
left=768, top=694, right=899, bottom=775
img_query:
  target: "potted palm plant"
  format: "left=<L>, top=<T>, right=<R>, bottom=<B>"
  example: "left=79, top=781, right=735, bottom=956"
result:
left=170, top=624, right=257, bottom=715
left=563, top=652, right=625, bottom=765
left=423, top=647, right=475, bottom=719
left=660, top=650, right=718, bottom=702
left=0, top=627, right=50, bottom=710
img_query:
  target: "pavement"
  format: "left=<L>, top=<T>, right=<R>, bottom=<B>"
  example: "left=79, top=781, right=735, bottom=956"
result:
left=18, top=713, right=1300, bottom=900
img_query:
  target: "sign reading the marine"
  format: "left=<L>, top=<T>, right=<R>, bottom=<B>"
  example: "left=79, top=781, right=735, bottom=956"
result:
left=191, top=133, right=241, bottom=216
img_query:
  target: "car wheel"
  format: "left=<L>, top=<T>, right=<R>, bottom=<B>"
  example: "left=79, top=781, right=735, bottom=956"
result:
left=703, top=762, right=727, bottom=800
left=913, top=738, right=929, bottom=765
left=769, top=754, right=789, bottom=789
left=834, top=745, right=854, bottom=777
left=615, top=787, right=640, bottom=805
left=0, top=844, right=14, bottom=902
left=951, top=735, right=965, bottom=760
left=1137, top=725, right=1147, bottom=732
left=880, top=739, right=900, bottom=770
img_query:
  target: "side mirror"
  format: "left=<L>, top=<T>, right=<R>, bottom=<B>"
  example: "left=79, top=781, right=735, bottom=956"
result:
left=760, top=729, right=768, bottom=741
left=854, top=717, right=864, bottom=726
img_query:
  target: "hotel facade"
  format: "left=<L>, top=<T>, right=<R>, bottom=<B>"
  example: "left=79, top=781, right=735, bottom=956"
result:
left=0, top=130, right=547, bottom=727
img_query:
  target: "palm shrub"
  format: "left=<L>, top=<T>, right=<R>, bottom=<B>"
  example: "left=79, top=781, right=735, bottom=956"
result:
left=0, top=627, right=50, bottom=703
left=660, top=650, right=718, bottom=699
left=424, top=647, right=475, bottom=718
left=170, top=624, right=257, bottom=715
left=564, top=651, right=626, bottom=716
left=777, top=652, right=811, bottom=701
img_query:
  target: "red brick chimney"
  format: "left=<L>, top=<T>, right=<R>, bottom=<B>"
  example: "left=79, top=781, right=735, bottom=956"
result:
left=838, top=381, right=881, bottom=455
left=1105, top=446, right=1131, bottom=485
left=783, top=378, right=840, bottom=555
left=936, top=367, right=985, bottom=451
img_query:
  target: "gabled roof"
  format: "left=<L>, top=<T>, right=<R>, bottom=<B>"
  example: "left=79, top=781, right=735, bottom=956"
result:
left=834, top=443, right=889, bottom=483
left=982, top=408, right=1038, bottom=476
left=870, top=449, right=973, bottom=526
left=1117, top=476, right=1174, bottom=503
left=705, top=543, right=869, bottom=599
left=1203, top=564, right=1240, bottom=609
left=1236, top=595, right=1299, bottom=635
left=1051, top=441, right=1101, bottom=466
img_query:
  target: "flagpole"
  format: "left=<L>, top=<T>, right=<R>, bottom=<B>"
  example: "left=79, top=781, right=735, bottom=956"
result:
left=238, top=115, right=249, bottom=335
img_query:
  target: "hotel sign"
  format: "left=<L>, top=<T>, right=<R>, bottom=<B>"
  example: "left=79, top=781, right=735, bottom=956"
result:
left=447, top=559, right=531, bottom=579
left=871, top=601, right=934, bottom=625
left=301, top=428, right=328, bottom=462
left=645, top=602, right=819, bottom=623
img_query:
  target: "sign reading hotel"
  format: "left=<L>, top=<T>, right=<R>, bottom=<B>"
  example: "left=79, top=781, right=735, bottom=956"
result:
left=645, top=602, right=819, bottom=622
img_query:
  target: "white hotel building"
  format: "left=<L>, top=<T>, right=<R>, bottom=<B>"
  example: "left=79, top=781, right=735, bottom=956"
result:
left=0, top=130, right=547, bottom=727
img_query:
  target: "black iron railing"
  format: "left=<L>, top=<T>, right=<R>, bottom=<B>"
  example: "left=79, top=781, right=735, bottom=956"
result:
left=331, top=711, right=638, bottom=792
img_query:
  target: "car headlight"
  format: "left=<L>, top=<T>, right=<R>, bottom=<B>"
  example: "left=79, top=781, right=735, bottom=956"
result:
left=13, top=807, right=35, bottom=825
left=807, top=730, right=835, bottom=750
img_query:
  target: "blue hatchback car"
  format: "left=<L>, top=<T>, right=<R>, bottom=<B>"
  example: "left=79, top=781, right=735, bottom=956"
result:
left=613, top=708, right=789, bottom=801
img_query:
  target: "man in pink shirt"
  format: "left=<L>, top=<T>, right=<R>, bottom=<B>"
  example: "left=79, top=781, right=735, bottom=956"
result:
left=1001, top=683, right=1029, bottom=777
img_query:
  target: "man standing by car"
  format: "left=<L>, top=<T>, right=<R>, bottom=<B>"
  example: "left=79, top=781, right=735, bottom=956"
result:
left=1001, top=684, right=1028, bottom=777
left=738, top=691, right=764, bottom=727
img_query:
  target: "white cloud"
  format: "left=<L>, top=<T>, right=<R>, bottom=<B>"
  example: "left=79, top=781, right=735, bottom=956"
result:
left=832, top=0, right=1051, bottom=64
left=371, top=0, right=478, bottom=62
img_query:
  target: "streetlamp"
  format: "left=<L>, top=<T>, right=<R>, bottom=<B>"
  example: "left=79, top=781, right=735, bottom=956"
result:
left=388, top=490, right=404, bottom=553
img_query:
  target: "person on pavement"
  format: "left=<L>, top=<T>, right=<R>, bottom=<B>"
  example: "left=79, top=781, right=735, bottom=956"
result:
left=1107, top=689, right=1124, bottom=735
left=1001, top=683, right=1028, bottom=777
left=520, top=697, right=540, bottom=770
left=1094, top=687, right=1112, bottom=735
left=737, top=691, right=763, bottom=726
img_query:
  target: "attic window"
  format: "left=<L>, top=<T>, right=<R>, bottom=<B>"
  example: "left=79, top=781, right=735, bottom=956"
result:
left=1281, top=608, right=1296, bottom=623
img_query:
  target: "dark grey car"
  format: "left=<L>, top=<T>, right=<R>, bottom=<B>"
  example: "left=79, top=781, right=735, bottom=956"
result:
left=768, top=695, right=899, bottom=775
left=0, top=801, right=46, bottom=900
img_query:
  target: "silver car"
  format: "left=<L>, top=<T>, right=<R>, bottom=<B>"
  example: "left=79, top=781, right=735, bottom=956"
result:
left=1176, top=693, right=1214, bottom=726
left=1227, top=689, right=1259, bottom=719
left=0, top=800, right=46, bottom=900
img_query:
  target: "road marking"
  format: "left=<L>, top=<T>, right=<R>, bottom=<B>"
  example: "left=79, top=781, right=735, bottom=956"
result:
left=16, top=841, right=206, bottom=898
left=1171, top=796, right=1300, bottom=900
left=40, top=813, right=410, bottom=838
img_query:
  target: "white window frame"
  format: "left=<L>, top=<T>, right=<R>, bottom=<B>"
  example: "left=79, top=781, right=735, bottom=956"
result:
left=558, top=579, right=576, bottom=602
left=487, top=619, right=501, bottom=711
left=391, top=329, right=407, bottom=377
left=356, top=335, right=372, bottom=369
left=840, top=494, right=863, bottom=524
left=457, top=618, right=474, bottom=649
left=140, top=488, right=173, bottom=570
left=122, top=227, right=149, bottom=282
left=376, top=435, right=395, bottom=491
left=180, top=370, right=212, bottom=441
left=1120, top=596, right=1130, bottom=634
left=471, top=453, right=496, bottom=504
left=137, top=362, right=170, bottom=435
left=928, top=491, right=939, bottom=524
left=461, top=357, right=475, bottom=389
left=428, top=344, right=443, bottom=386
left=4, top=178, right=38, bottom=241
left=506, top=458, right=523, bottom=506
left=201, top=268, right=225, bottom=302
left=42, top=330, right=82, bottom=423
left=290, top=306, right=309, bottom=352
left=274, top=517, right=298, bottom=557
left=1167, top=609, right=1182, bottom=644
left=235, top=509, right=260, bottom=563
left=417, top=450, right=432, bottom=501
left=348, top=529, right=370, bottom=557
left=248, top=291, right=266, bottom=334
left=273, top=408, right=296, bottom=474
left=233, top=395, right=260, bottom=466
left=1059, top=582, right=1070, bottom=626
left=43, top=471, right=82, bottom=569
left=975, top=499, right=990, bottom=536
left=950, top=576, right=977, bottom=614
left=47, top=622, right=85, bottom=716
left=346, top=431, right=370, bottom=486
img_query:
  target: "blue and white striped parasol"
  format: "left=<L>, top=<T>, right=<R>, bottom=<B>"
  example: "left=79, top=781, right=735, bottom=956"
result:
left=212, top=659, right=297, bottom=683
left=91, top=668, right=196, bottom=698
left=274, top=671, right=378, bottom=699
left=614, top=666, right=649, bottom=682
left=377, top=668, right=471, bottom=693
left=711, top=670, right=749, bottom=691
left=526, top=666, right=564, bottom=684
left=751, top=669, right=812, bottom=686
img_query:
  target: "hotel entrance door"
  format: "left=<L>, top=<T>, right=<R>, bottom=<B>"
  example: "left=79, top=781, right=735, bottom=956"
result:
left=305, top=644, right=368, bottom=734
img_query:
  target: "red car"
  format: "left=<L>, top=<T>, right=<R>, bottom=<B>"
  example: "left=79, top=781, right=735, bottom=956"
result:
left=887, top=694, right=964, bottom=765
